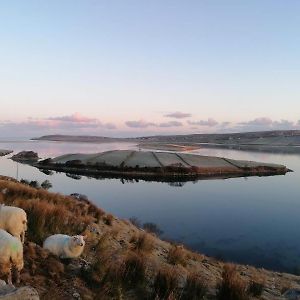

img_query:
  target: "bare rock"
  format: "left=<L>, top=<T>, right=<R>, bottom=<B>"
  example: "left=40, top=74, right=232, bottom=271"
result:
left=283, top=289, right=300, bottom=300
left=0, top=282, right=39, bottom=299
left=11, top=151, right=39, bottom=163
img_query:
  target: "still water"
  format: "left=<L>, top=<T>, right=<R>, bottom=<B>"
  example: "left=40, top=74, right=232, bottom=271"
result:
left=1, top=139, right=300, bottom=273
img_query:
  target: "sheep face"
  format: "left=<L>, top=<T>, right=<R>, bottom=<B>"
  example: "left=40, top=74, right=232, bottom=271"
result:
left=71, top=235, right=85, bottom=249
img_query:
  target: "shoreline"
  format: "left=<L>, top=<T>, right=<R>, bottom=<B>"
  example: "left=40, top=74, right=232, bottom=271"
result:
left=195, top=143, right=300, bottom=154
left=35, top=163, right=290, bottom=182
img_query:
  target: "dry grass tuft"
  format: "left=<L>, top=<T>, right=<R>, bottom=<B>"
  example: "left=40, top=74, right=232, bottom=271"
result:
left=247, top=274, right=265, bottom=297
left=103, top=214, right=114, bottom=226
left=217, top=264, right=249, bottom=300
left=182, top=272, right=207, bottom=300
left=0, top=179, right=104, bottom=220
left=153, top=266, right=179, bottom=299
left=167, top=245, right=187, bottom=266
left=120, top=251, right=146, bottom=286
left=14, top=198, right=87, bottom=244
left=130, top=232, right=154, bottom=253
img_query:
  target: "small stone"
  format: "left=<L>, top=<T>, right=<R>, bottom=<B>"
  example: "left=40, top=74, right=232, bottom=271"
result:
left=73, top=292, right=81, bottom=299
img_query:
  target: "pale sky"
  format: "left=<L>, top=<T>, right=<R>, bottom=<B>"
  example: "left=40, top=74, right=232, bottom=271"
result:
left=0, top=1, right=300, bottom=137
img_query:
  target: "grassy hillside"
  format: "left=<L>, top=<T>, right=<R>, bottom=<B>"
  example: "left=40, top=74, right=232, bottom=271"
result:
left=0, top=176, right=298, bottom=299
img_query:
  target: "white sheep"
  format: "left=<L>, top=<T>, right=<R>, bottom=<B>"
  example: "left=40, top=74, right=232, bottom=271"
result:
left=0, top=229, right=24, bottom=284
left=43, top=234, right=86, bottom=259
left=0, top=205, right=27, bottom=244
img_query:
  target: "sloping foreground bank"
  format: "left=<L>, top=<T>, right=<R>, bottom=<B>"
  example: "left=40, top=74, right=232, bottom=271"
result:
left=35, top=150, right=290, bottom=182
left=0, top=176, right=298, bottom=299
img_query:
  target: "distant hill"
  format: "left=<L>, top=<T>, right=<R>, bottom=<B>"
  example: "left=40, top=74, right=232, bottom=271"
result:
left=33, top=130, right=300, bottom=145
left=32, top=135, right=131, bottom=143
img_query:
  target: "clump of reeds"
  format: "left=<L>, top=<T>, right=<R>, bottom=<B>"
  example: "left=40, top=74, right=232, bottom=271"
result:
left=103, top=214, right=114, bottom=226
left=247, top=275, right=265, bottom=297
left=167, top=245, right=187, bottom=266
left=120, top=251, right=146, bottom=286
left=217, top=264, right=249, bottom=300
left=130, top=232, right=154, bottom=253
left=182, top=272, right=207, bottom=300
left=153, top=266, right=179, bottom=299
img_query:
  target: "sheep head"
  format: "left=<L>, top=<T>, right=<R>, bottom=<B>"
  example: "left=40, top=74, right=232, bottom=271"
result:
left=70, top=235, right=85, bottom=248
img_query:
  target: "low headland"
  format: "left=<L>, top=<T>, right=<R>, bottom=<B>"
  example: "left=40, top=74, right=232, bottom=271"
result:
left=33, top=130, right=300, bottom=153
left=0, top=175, right=299, bottom=299
left=11, top=151, right=39, bottom=163
left=0, top=150, right=13, bottom=157
left=137, top=143, right=201, bottom=152
left=31, top=150, right=290, bottom=182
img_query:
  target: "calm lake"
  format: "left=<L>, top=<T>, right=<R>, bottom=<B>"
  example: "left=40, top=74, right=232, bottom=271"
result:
left=1, top=139, right=300, bottom=273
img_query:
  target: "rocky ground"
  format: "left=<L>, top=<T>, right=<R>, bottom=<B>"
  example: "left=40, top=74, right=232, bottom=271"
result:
left=0, top=280, right=38, bottom=299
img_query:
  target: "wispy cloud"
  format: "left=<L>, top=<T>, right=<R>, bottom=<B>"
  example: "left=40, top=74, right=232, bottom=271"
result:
left=125, top=120, right=156, bottom=128
left=239, top=117, right=273, bottom=126
left=221, top=121, right=231, bottom=127
left=236, top=117, right=297, bottom=132
left=47, top=113, right=98, bottom=124
left=239, top=118, right=295, bottom=128
left=125, top=120, right=183, bottom=128
left=158, top=121, right=182, bottom=127
left=164, top=112, right=191, bottom=119
left=46, top=113, right=116, bottom=129
left=188, top=118, right=218, bottom=127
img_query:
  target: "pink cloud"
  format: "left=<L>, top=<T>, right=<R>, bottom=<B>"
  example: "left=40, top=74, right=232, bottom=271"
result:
left=48, top=113, right=99, bottom=124
left=125, top=120, right=156, bottom=128
left=125, top=120, right=183, bottom=128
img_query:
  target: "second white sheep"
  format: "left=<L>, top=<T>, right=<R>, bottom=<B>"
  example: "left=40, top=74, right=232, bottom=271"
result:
left=43, top=234, right=86, bottom=259
left=0, top=229, right=24, bottom=284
